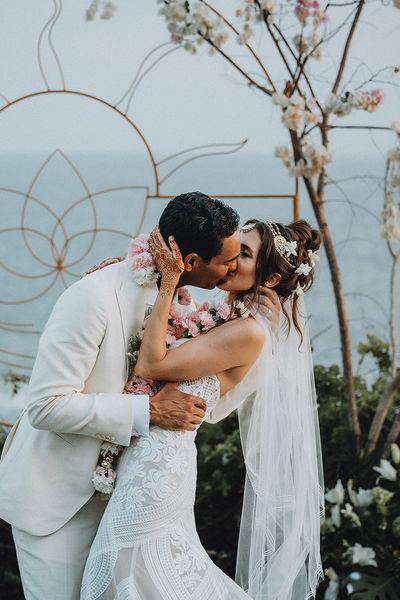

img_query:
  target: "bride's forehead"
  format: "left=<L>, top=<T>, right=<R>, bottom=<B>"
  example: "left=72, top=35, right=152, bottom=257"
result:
left=240, top=228, right=262, bottom=250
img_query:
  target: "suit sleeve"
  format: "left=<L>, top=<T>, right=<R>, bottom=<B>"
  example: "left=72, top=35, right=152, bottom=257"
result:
left=26, top=276, right=135, bottom=447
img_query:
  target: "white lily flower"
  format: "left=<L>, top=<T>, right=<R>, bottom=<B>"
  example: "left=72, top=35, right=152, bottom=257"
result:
left=373, top=458, right=397, bottom=482
left=341, top=503, right=361, bottom=527
left=350, top=542, right=377, bottom=567
left=347, top=480, right=374, bottom=507
left=325, top=479, right=345, bottom=504
left=391, top=443, right=400, bottom=465
left=295, top=262, right=312, bottom=276
left=325, top=480, right=345, bottom=527
left=283, top=240, right=298, bottom=257
left=324, top=568, right=339, bottom=600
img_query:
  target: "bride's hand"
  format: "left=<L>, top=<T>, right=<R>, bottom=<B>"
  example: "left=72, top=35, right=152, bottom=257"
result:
left=149, top=227, right=184, bottom=292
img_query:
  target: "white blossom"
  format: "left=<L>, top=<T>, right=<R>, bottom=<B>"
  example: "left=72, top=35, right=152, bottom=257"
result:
left=325, top=479, right=345, bottom=528
left=307, top=249, right=320, bottom=267
left=294, top=282, right=305, bottom=297
left=296, top=262, right=312, bottom=276
left=275, top=136, right=331, bottom=179
left=391, top=121, right=400, bottom=135
left=326, top=89, right=384, bottom=117
left=159, top=0, right=229, bottom=53
left=349, top=542, right=378, bottom=567
left=101, top=1, right=117, bottom=19
left=293, top=32, right=321, bottom=60
left=391, top=443, right=400, bottom=465
left=341, top=502, right=361, bottom=527
left=324, top=568, right=339, bottom=600
left=373, top=458, right=397, bottom=482
left=284, top=240, right=298, bottom=257
left=347, top=481, right=374, bottom=508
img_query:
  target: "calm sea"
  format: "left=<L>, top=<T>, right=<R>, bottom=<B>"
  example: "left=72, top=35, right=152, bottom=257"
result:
left=0, top=151, right=397, bottom=419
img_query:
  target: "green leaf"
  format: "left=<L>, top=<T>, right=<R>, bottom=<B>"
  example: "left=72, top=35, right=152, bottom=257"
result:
left=345, top=571, right=400, bottom=599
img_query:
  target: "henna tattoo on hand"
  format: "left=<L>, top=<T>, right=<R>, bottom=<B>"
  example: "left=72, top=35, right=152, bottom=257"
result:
left=149, top=227, right=184, bottom=291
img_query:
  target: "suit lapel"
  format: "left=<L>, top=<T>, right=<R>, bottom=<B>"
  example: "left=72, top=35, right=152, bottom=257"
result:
left=114, top=261, right=157, bottom=377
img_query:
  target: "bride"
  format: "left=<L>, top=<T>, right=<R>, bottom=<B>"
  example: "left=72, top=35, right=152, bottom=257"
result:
left=81, top=219, right=324, bottom=600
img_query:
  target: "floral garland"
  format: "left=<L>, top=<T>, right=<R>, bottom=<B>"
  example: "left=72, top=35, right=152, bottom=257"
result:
left=92, top=233, right=249, bottom=497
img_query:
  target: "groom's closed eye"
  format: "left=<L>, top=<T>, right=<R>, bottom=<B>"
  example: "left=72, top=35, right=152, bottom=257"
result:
left=224, top=253, right=240, bottom=265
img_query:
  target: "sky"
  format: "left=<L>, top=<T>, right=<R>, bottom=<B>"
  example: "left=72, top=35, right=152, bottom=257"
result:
left=0, top=0, right=399, bottom=158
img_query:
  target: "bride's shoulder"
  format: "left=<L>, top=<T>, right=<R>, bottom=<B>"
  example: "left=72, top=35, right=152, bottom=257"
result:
left=222, top=315, right=265, bottom=347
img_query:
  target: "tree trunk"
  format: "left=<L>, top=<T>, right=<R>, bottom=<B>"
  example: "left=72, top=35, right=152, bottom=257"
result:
left=303, top=177, right=361, bottom=447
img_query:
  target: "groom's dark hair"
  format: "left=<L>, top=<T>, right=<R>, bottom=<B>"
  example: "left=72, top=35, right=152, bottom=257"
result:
left=159, top=192, right=239, bottom=263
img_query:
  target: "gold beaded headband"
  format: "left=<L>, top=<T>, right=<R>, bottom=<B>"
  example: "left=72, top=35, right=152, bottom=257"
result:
left=265, top=221, right=297, bottom=268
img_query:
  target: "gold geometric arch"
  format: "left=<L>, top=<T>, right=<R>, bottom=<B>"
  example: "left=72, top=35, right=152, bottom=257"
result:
left=0, top=0, right=299, bottom=374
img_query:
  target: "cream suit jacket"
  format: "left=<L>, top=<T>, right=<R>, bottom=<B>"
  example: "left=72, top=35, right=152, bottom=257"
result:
left=0, top=260, right=156, bottom=535
left=0, top=259, right=243, bottom=536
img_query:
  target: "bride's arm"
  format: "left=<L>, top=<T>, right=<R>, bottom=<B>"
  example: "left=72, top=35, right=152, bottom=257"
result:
left=135, top=230, right=264, bottom=383
left=135, top=316, right=264, bottom=382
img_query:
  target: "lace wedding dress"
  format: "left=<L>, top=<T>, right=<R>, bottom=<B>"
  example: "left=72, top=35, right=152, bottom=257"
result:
left=81, top=376, right=250, bottom=600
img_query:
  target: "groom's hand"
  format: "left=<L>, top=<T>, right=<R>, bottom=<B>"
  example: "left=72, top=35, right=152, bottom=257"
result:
left=257, top=286, right=281, bottom=335
left=150, top=383, right=207, bottom=431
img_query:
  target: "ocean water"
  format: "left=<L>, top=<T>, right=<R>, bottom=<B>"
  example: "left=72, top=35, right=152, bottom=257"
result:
left=0, top=150, right=397, bottom=419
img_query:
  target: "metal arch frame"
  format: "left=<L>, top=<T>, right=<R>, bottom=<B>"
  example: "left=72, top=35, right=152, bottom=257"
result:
left=0, top=0, right=300, bottom=375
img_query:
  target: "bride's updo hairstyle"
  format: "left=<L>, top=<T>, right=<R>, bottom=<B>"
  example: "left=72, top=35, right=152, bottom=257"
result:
left=238, top=219, right=321, bottom=338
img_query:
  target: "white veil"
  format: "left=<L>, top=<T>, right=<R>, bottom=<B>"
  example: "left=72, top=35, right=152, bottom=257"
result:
left=235, top=296, right=325, bottom=600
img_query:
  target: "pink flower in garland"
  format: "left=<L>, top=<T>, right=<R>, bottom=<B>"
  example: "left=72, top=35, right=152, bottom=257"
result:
left=127, top=233, right=150, bottom=256
left=124, top=376, right=159, bottom=396
left=199, top=311, right=216, bottom=331
left=130, top=251, right=154, bottom=270
left=217, top=302, right=232, bottom=321
left=178, top=287, right=192, bottom=305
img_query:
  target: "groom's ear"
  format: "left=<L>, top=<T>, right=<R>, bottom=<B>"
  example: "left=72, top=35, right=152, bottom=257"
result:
left=183, top=253, right=201, bottom=272
left=263, top=273, right=281, bottom=288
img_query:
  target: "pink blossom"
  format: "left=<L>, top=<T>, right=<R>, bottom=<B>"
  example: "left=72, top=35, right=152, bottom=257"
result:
left=187, top=320, right=200, bottom=337
left=166, top=333, right=177, bottom=346
left=127, top=234, right=150, bottom=257
left=95, top=465, right=116, bottom=480
left=178, top=287, right=192, bottom=305
left=124, top=376, right=157, bottom=396
left=199, top=312, right=216, bottom=331
left=170, top=320, right=186, bottom=338
left=169, top=305, right=182, bottom=320
left=196, top=301, right=210, bottom=312
left=187, top=311, right=201, bottom=323
left=130, top=252, right=154, bottom=270
left=217, top=302, right=231, bottom=321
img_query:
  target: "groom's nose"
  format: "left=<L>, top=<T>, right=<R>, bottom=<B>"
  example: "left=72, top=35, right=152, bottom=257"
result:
left=227, top=260, right=238, bottom=274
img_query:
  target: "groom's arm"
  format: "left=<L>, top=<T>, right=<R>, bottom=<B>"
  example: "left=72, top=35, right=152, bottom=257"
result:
left=26, top=276, right=141, bottom=447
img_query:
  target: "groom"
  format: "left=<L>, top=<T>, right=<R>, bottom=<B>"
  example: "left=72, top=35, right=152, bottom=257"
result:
left=0, top=191, right=279, bottom=599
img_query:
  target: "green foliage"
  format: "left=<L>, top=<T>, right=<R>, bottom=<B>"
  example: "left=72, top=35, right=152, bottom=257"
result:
left=344, top=571, right=400, bottom=600
left=1, top=335, right=399, bottom=598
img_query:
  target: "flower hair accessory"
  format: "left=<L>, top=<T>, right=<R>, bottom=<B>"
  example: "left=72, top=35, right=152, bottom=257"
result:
left=265, top=221, right=297, bottom=267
